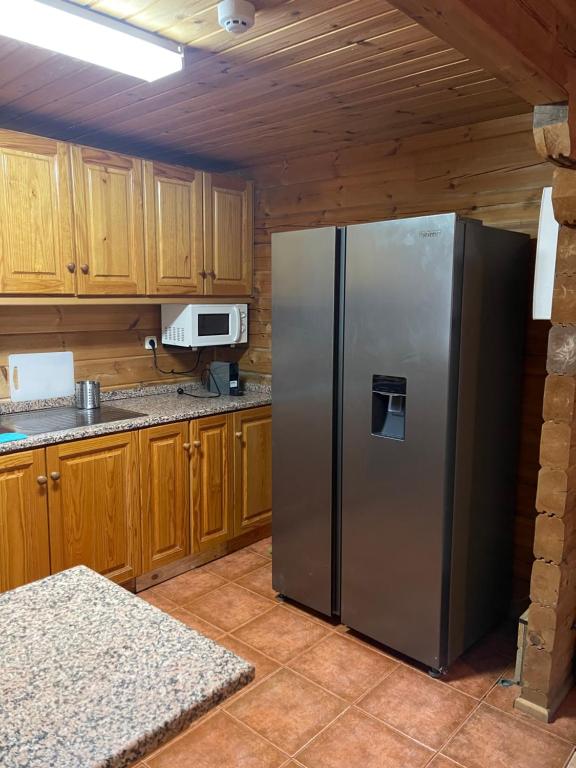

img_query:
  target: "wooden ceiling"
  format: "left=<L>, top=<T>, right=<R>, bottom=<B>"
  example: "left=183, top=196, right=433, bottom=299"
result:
left=0, top=0, right=531, bottom=168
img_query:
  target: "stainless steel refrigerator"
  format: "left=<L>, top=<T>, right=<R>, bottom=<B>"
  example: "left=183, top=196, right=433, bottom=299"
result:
left=271, top=213, right=529, bottom=672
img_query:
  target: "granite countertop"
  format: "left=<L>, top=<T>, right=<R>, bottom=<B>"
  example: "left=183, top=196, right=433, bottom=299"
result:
left=0, top=382, right=271, bottom=455
left=0, top=566, right=254, bottom=768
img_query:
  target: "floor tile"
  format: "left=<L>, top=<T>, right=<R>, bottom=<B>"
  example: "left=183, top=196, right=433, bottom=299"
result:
left=485, top=665, right=576, bottom=744
left=233, top=605, right=330, bottom=663
left=358, top=665, right=477, bottom=749
left=226, top=668, right=346, bottom=754
left=218, top=635, right=280, bottom=683
left=334, top=625, right=408, bottom=661
left=443, top=639, right=509, bottom=699
left=185, top=583, right=274, bottom=632
left=427, top=758, right=467, bottom=768
left=168, top=607, right=225, bottom=641
left=443, top=703, right=573, bottom=768
left=288, top=633, right=397, bottom=701
left=204, top=549, right=269, bottom=581
left=138, top=590, right=176, bottom=613
left=296, top=708, right=433, bottom=768
left=147, top=711, right=285, bottom=768
left=283, top=600, right=338, bottom=629
left=236, top=564, right=278, bottom=601
left=147, top=569, right=226, bottom=606
left=249, top=536, right=273, bottom=559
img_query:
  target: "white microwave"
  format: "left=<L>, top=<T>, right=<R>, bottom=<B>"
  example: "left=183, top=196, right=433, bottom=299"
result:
left=161, top=304, right=248, bottom=348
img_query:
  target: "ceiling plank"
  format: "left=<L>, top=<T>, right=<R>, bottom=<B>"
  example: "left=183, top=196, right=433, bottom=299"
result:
left=0, top=0, right=537, bottom=166
left=74, top=38, right=459, bottom=143
left=391, top=0, right=574, bottom=104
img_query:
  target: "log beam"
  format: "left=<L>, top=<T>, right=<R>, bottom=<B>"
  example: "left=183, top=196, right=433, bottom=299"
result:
left=517, top=108, right=576, bottom=721
left=534, top=103, right=576, bottom=168
left=391, top=0, right=575, bottom=105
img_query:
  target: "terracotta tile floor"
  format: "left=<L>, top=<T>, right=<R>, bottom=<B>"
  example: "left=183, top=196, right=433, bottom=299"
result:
left=135, top=539, right=576, bottom=768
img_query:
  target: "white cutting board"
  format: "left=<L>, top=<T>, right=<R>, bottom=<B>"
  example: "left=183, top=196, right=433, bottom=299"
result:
left=9, top=352, right=75, bottom=402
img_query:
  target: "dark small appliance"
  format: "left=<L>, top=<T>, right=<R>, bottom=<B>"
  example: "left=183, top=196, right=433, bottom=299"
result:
left=207, top=361, right=241, bottom=395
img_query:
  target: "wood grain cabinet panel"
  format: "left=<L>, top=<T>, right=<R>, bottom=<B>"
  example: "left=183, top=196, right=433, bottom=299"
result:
left=144, top=161, right=204, bottom=296
left=71, top=145, right=145, bottom=296
left=191, top=413, right=234, bottom=553
left=233, top=406, right=272, bottom=536
left=140, top=422, right=190, bottom=571
left=203, top=173, right=254, bottom=296
left=0, top=130, right=75, bottom=295
left=0, top=449, right=50, bottom=592
left=47, top=432, right=141, bottom=582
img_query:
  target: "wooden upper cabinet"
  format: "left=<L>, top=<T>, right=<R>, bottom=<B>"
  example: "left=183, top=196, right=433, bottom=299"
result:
left=191, top=413, right=234, bottom=553
left=71, top=145, right=145, bottom=296
left=140, top=422, right=190, bottom=572
left=0, top=449, right=50, bottom=592
left=0, top=131, right=75, bottom=295
left=204, top=173, right=253, bottom=296
left=46, top=432, right=141, bottom=583
left=144, top=161, right=204, bottom=296
left=233, top=406, right=272, bottom=536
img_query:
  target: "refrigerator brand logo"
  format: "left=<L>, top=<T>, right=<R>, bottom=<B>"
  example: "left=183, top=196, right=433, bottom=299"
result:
left=419, top=230, right=441, bottom=238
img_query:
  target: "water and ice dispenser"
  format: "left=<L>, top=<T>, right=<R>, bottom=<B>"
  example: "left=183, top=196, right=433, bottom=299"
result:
left=371, top=375, right=406, bottom=440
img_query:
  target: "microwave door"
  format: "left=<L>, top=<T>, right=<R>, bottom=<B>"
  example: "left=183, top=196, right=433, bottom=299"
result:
left=196, top=308, right=232, bottom=346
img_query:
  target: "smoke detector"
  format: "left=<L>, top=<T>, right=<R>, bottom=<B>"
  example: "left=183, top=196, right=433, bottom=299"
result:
left=217, top=0, right=255, bottom=34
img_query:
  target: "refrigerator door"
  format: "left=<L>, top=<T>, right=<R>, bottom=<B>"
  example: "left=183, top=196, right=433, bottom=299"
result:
left=340, top=214, right=462, bottom=669
left=271, top=227, right=338, bottom=615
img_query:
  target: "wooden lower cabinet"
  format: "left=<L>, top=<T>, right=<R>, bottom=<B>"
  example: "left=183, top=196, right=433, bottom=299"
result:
left=0, top=449, right=50, bottom=592
left=140, top=422, right=190, bottom=571
left=233, top=406, right=272, bottom=536
left=0, top=405, right=271, bottom=592
left=46, top=432, right=141, bottom=583
left=191, top=413, right=234, bottom=553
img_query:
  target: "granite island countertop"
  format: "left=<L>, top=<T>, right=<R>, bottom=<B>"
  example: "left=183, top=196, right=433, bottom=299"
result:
left=0, top=383, right=271, bottom=455
left=0, top=566, right=254, bottom=768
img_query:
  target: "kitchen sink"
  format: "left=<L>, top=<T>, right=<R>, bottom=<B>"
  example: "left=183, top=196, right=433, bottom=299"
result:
left=0, top=405, right=145, bottom=436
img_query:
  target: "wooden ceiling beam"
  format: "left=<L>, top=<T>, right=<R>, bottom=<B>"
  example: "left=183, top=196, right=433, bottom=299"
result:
left=391, top=0, right=575, bottom=104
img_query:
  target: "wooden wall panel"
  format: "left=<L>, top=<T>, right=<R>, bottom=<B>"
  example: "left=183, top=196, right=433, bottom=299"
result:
left=234, top=112, right=552, bottom=596
left=0, top=305, right=204, bottom=401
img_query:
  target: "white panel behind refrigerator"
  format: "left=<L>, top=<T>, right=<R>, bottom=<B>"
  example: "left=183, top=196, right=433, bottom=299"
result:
left=533, top=187, right=559, bottom=320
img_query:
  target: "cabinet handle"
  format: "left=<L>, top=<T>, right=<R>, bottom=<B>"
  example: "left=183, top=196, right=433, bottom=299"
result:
left=209, top=270, right=216, bottom=279
left=36, top=475, right=48, bottom=485
left=193, top=440, right=201, bottom=448
left=80, top=264, right=89, bottom=274
left=50, top=471, right=61, bottom=481
left=183, top=442, right=191, bottom=451
left=235, top=431, right=243, bottom=439
left=199, top=270, right=207, bottom=279
left=66, top=262, right=76, bottom=273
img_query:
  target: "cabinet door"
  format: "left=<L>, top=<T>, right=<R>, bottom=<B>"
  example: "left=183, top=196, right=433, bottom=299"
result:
left=0, top=450, right=50, bottom=592
left=144, top=161, right=204, bottom=296
left=0, top=130, right=75, bottom=295
left=203, top=173, right=253, bottom=296
left=140, top=422, right=190, bottom=572
left=233, top=406, right=272, bottom=536
left=191, top=414, right=234, bottom=553
left=71, top=145, right=145, bottom=295
left=47, top=432, right=141, bottom=582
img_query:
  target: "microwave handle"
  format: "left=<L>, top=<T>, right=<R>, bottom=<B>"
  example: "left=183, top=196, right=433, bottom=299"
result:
left=231, top=306, right=242, bottom=343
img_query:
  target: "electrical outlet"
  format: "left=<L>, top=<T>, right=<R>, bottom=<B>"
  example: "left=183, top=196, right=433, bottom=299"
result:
left=144, top=336, right=157, bottom=350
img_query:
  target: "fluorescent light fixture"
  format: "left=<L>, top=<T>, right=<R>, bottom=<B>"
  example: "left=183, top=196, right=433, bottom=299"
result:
left=1, top=0, right=183, bottom=81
